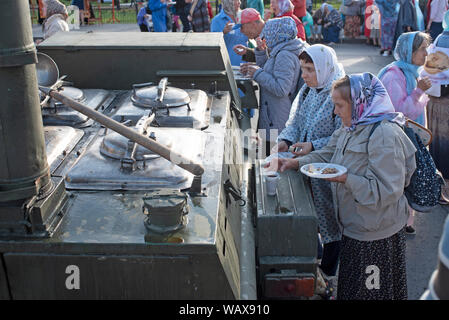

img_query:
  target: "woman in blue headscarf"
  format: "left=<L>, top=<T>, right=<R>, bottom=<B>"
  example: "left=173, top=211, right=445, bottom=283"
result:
left=378, top=31, right=432, bottom=234
left=241, top=17, right=306, bottom=151
left=378, top=32, right=432, bottom=125
left=375, top=0, right=400, bottom=56
left=265, top=73, right=416, bottom=300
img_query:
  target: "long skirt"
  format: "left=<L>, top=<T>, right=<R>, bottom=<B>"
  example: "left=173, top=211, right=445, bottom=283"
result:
left=344, top=15, right=361, bottom=38
left=337, top=229, right=407, bottom=300
left=323, top=25, right=340, bottom=43
left=380, top=16, right=397, bottom=50
left=427, top=96, right=449, bottom=179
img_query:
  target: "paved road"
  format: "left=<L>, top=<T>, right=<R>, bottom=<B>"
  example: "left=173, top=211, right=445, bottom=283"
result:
left=32, top=25, right=449, bottom=299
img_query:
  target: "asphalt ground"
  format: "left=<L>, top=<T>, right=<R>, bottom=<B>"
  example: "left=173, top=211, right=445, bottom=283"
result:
left=33, top=24, right=449, bottom=300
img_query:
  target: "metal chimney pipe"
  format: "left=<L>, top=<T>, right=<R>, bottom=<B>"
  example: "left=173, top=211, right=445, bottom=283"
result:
left=0, top=0, right=51, bottom=201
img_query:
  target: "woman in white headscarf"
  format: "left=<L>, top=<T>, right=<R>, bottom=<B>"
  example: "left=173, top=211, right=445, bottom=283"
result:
left=42, top=0, right=69, bottom=40
left=272, top=44, right=345, bottom=281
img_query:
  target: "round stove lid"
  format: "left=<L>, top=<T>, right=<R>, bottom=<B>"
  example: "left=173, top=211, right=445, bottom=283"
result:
left=100, top=130, right=173, bottom=161
left=56, top=87, right=85, bottom=104
left=131, top=85, right=190, bottom=109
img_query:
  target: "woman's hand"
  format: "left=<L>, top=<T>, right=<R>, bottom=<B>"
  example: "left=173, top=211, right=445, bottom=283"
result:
left=271, top=141, right=289, bottom=154
left=240, top=63, right=260, bottom=78
left=223, top=21, right=234, bottom=34
left=417, top=77, right=432, bottom=92
left=187, top=15, right=192, bottom=22
left=291, top=142, right=313, bottom=156
left=324, top=22, right=330, bottom=28
left=324, top=173, right=347, bottom=184
left=255, top=37, right=267, bottom=51
left=233, top=44, right=248, bottom=56
left=264, top=158, right=300, bottom=173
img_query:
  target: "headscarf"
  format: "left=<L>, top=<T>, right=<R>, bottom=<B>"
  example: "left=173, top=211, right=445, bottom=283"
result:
left=44, top=0, right=68, bottom=17
left=222, top=0, right=238, bottom=20
left=444, top=10, right=449, bottom=31
left=276, top=0, right=294, bottom=16
left=375, top=0, right=399, bottom=18
left=303, top=44, right=345, bottom=89
left=320, top=2, right=334, bottom=12
left=259, top=17, right=297, bottom=49
left=348, top=73, right=405, bottom=131
left=378, top=32, right=420, bottom=96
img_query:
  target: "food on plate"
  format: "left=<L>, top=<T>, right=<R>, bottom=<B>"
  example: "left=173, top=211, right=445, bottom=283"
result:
left=322, top=167, right=338, bottom=174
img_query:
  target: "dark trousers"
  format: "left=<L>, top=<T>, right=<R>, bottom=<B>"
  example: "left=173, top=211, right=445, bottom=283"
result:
left=323, top=25, right=340, bottom=43
left=139, top=24, right=149, bottom=32
left=320, top=240, right=341, bottom=277
left=178, top=6, right=191, bottom=32
left=429, top=22, right=443, bottom=42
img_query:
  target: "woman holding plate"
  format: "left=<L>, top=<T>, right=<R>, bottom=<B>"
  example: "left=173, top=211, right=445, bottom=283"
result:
left=271, top=44, right=345, bottom=281
left=266, top=73, right=417, bottom=300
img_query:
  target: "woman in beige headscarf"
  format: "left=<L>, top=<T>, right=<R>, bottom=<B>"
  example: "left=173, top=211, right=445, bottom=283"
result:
left=42, top=0, right=70, bottom=40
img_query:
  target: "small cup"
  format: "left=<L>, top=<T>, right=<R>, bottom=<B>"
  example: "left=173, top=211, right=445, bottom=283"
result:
left=265, top=171, right=280, bottom=196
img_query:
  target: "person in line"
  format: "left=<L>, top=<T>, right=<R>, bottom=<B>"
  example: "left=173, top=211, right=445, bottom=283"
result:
left=370, top=2, right=381, bottom=46
left=240, top=17, right=306, bottom=155
left=137, top=6, right=152, bottom=32
left=312, top=3, right=329, bottom=42
left=247, top=0, right=265, bottom=17
left=42, top=0, right=69, bottom=40
left=421, top=11, right=449, bottom=204
left=376, top=0, right=400, bottom=56
left=266, top=73, right=416, bottom=300
left=149, top=0, right=168, bottom=32
left=393, top=0, right=418, bottom=47
left=271, top=44, right=344, bottom=280
left=321, top=3, right=344, bottom=45
left=175, top=0, right=192, bottom=32
left=232, top=8, right=266, bottom=62
left=378, top=31, right=432, bottom=234
left=302, top=9, right=314, bottom=42
left=292, top=0, right=306, bottom=19
left=415, top=0, right=426, bottom=31
left=365, top=0, right=374, bottom=44
left=426, top=0, right=448, bottom=41
left=267, top=0, right=306, bottom=41
left=187, top=0, right=210, bottom=32
left=211, top=0, right=248, bottom=66
left=343, top=0, right=363, bottom=39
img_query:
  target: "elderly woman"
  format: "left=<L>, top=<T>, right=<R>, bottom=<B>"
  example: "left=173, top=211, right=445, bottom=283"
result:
left=378, top=32, right=432, bottom=126
left=321, top=3, right=344, bottom=44
left=375, top=0, right=399, bottom=56
left=241, top=17, right=306, bottom=154
left=42, top=0, right=69, bottom=40
left=188, top=0, right=210, bottom=32
left=378, top=32, right=432, bottom=233
left=421, top=12, right=449, bottom=204
left=267, top=73, right=417, bottom=300
left=267, top=0, right=306, bottom=41
left=272, top=44, right=345, bottom=279
left=211, top=0, right=248, bottom=66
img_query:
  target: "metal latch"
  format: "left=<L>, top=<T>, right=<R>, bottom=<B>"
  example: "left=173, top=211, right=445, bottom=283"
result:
left=224, top=179, right=246, bottom=207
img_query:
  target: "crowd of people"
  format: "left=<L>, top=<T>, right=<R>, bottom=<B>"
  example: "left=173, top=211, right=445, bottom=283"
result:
left=37, top=0, right=449, bottom=300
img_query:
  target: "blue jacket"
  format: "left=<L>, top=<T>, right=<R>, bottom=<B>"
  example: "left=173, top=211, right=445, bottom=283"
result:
left=149, top=0, right=167, bottom=32
left=211, top=10, right=248, bottom=66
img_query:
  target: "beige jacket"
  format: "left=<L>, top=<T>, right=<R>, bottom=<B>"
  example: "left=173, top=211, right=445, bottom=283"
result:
left=298, top=120, right=417, bottom=241
left=43, top=14, right=69, bottom=40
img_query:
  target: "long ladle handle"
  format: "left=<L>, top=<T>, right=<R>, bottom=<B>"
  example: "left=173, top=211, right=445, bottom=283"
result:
left=39, top=86, right=205, bottom=176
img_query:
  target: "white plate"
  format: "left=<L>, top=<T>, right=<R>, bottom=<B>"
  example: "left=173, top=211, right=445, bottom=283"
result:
left=300, top=163, right=347, bottom=179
